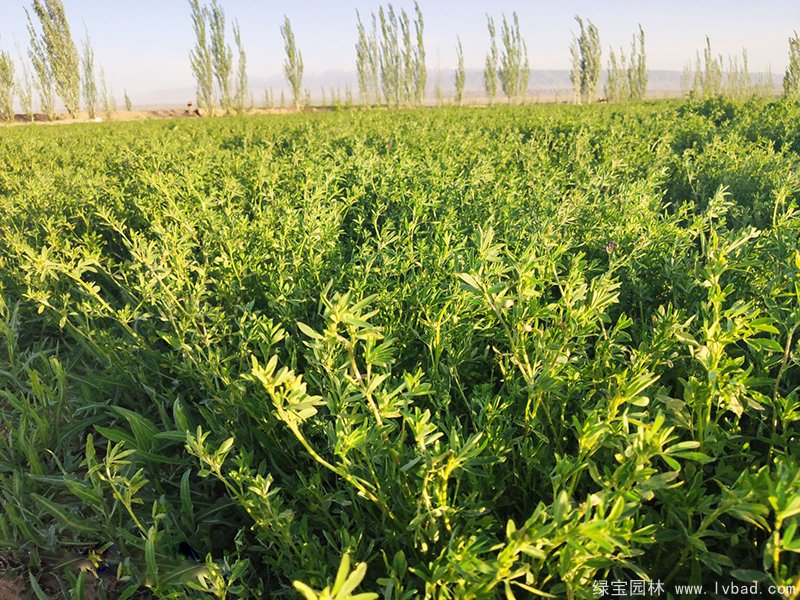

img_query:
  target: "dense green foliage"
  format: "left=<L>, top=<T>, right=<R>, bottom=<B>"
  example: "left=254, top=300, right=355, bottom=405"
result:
left=1, top=100, right=800, bottom=599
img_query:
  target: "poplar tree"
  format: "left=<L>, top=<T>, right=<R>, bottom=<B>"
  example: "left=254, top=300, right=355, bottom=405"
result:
left=0, top=48, right=14, bottom=122
left=628, top=25, right=647, bottom=100
left=702, top=36, right=723, bottom=97
left=483, top=16, right=498, bottom=104
left=606, top=25, right=646, bottom=103
left=189, top=0, right=214, bottom=115
left=692, top=50, right=703, bottom=96
left=379, top=5, right=400, bottom=107
left=209, top=0, right=232, bottom=113
left=498, top=12, right=528, bottom=103
left=356, top=12, right=373, bottom=104
left=355, top=12, right=380, bottom=106
left=725, top=50, right=751, bottom=100
left=521, top=39, right=530, bottom=102
left=27, top=0, right=80, bottom=117
left=124, top=89, right=132, bottom=111
left=605, top=48, right=628, bottom=102
left=99, top=65, right=115, bottom=118
left=684, top=37, right=727, bottom=99
left=26, top=12, right=55, bottom=119
left=233, top=19, right=248, bottom=113
left=756, top=65, right=774, bottom=97
left=368, top=16, right=380, bottom=104
left=281, top=16, right=303, bottom=110
left=357, top=3, right=425, bottom=108
left=570, top=16, right=601, bottom=104
left=740, top=50, right=751, bottom=98
left=680, top=60, right=693, bottom=96
left=81, top=32, right=97, bottom=119
left=570, top=32, right=580, bottom=103
left=784, top=32, right=800, bottom=97
left=400, top=10, right=414, bottom=105
left=434, top=72, right=443, bottom=105
left=17, top=52, right=35, bottom=121
left=454, top=37, right=465, bottom=106
left=412, top=1, right=426, bottom=105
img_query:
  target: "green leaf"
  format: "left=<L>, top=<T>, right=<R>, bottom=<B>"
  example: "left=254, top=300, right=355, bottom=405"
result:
left=332, top=553, right=352, bottom=594
left=746, top=337, right=784, bottom=353
left=118, top=583, right=140, bottom=600
left=337, top=562, right=369, bottom=598
left=180, top=469, right=195, bottom=528
left=778, top=496, right=800, bottom=522
left=32, top=493, right=100, bottom=533
left=29, top=574, right=52, bottom=600
left=553, top=490, right=570, bottom=523
left=670, top=451, right=714, bottom=463
left=145, top=525, right=159, bottom=586
left=293, top=581, right=319, bottom=600
left=730, top=569, right=768, bottom=582
left=457, top=272, right=482, bottom=293
left=298, top=321, right=323, bottom=340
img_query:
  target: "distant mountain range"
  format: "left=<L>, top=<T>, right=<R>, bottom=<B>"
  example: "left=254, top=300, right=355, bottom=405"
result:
left=131, top=68, right=778, bottom=109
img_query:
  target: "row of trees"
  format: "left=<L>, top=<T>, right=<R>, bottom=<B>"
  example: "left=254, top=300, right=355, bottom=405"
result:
left=441, top=12, right=532, bottom=107
left=0, top=0, right=127, bottom=122
left=354, top=3, right=426, bottom=108
left=182, top=8, right=800, bottom=110
left=681, top=37, right=777, bottom=100
left=189, top=0, right=249, bottom=116
left=4, top=2, right=800, bottom=123
left=605, top=25, right=647, bottom=102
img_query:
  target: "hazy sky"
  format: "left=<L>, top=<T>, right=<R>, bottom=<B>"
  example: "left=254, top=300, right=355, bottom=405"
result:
left=1, top=0, right=798, bottom=100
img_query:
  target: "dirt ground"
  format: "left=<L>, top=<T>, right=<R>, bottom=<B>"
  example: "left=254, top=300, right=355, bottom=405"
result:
left=4, top=105, right=317, bottom=127
left=0, top=576, right=26, bottom=600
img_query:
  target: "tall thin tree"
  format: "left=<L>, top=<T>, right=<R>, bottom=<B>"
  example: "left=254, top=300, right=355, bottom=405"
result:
left=570, top=16, right=601, bottom=104
left=99, top=64, right=115, bottom=118
left=281, top=16, right=303, bottom=110
left=702, top=36, right=723, bottom=97
left=356, top=11, right=373, bottom=105
left=26, top=11, right=55, bottom=119
left=81, top=31, right=97, bottom=119
left=484, top=16, right=498, bottom=104
left=0, top=47, right=14, bottom=122
left=209, top=0, right=232, bottom=113
left=27, top=0, right=80, bottom=117
left=605, top=47, right=628, bottom=102
left=233, top=19, right=248, bottom=113
left=189, top=0, right=214, bottom=115
left=413, top=1, right=426, bottom=105
left=16, top=46, right=35, bottom=121
left=454, top=36, right=465, bottom=106
left=379, top=5, right=400, bottom=107
left=400, top=10, right=414, bottom=105
left=498, top=12, right=528, bottom=103
left=627, top=25, right=647, bottom=100
left=784, top=31, right=800, bottom=97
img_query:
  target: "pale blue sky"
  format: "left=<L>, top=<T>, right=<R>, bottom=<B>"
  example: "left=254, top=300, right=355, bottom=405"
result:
left=0, top=1, right=798, bottom=101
